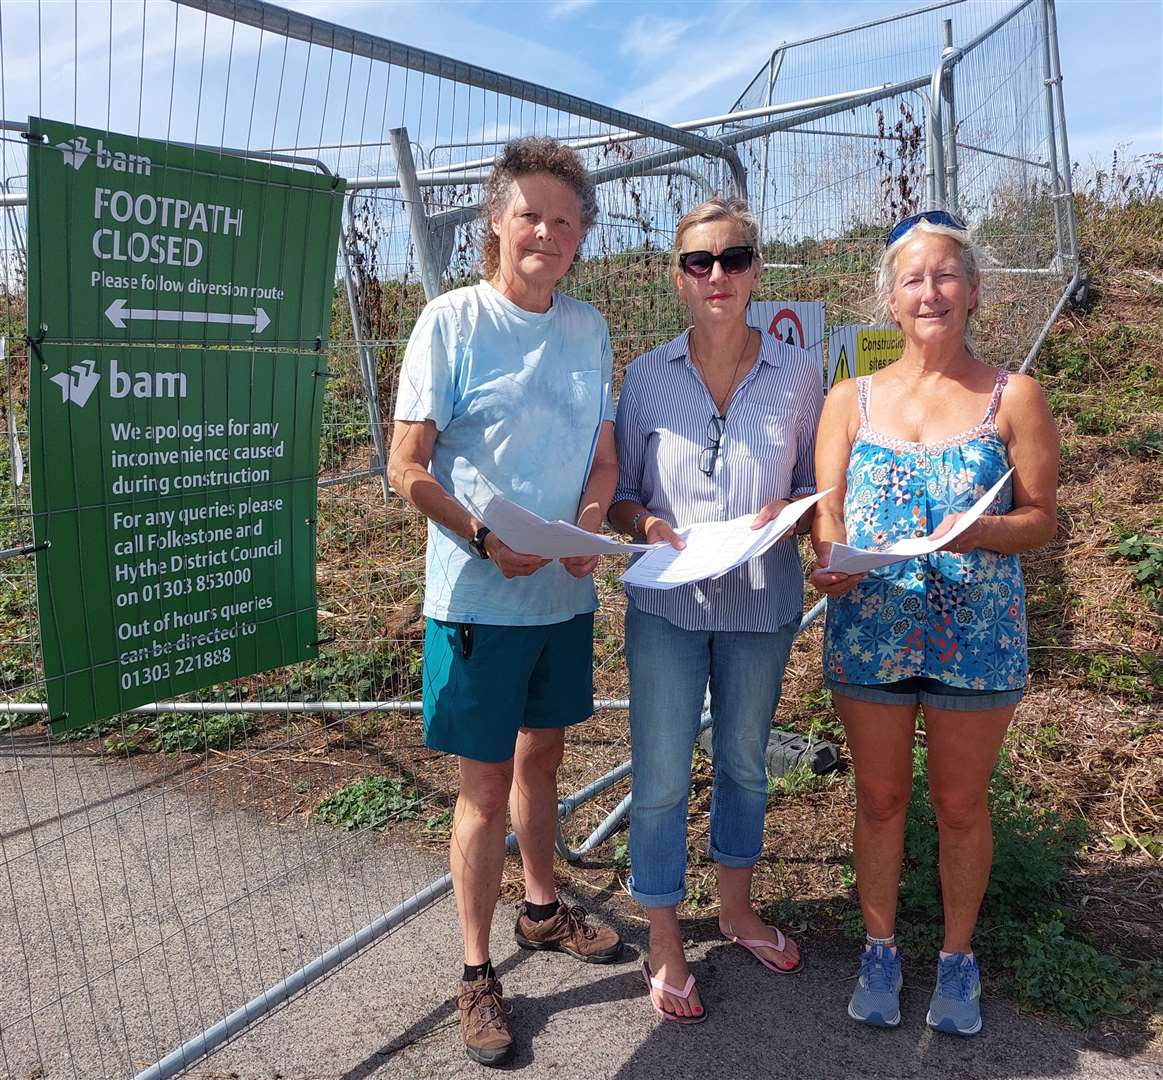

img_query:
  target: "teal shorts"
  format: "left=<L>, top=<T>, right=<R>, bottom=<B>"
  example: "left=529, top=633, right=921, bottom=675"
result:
left=422, top=612, right=595, bottom=763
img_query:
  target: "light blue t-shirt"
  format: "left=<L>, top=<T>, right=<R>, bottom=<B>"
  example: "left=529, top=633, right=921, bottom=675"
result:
left=394, top=281, right=614, bottom=626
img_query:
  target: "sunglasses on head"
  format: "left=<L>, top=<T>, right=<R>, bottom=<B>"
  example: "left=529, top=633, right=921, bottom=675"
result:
left=886, top=210, right=968, bottom=247
left=678, top=245, right=755, bottom=278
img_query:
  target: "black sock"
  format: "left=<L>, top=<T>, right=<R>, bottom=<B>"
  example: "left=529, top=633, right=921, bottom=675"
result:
left=463, top=959, right=494, bottom=983
left=522, top=898, right=560, bottom=922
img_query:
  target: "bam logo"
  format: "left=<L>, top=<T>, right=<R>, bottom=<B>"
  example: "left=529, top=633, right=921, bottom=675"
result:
left=55, top=136, right=91, bottom=171
left=53, top=134, right=152, bottom=176
left=49, top=358, right=186, bottom=409
left=49, top=360, right=101, bottom=407
left=49, top=360, right=100, bottom=406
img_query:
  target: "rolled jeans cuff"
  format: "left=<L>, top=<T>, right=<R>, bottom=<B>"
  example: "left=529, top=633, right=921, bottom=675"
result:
left=627, top=878, right=686, bottom=909
left=708, top=840, right=763, bottom=870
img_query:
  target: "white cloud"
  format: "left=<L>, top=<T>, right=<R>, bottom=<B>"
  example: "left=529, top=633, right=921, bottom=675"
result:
left=551, top=0, right=597, bottom=17
left=619, top=15, right=694, bottom=63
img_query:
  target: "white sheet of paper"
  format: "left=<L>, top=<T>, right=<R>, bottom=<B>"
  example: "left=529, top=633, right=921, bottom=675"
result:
left=620, top=489, right=831, bottom=590
left=823, top=469, right=1013, bottom=575
left=482, top=494, right=656, bottom=558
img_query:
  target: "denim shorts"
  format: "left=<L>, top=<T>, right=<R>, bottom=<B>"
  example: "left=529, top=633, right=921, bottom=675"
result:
left=825, top=675, right=1024, bottom=712
left=423, top=613, right=594, bottom=763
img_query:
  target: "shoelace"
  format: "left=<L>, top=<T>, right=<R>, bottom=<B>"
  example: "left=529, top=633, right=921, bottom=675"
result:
left=460, top=979, right=511, bottom=1032
left=561, top=905, right=597, bottom=940
left=861, top=946, right=900, bottom=993
left=936, top=956, right=975, bottom=1002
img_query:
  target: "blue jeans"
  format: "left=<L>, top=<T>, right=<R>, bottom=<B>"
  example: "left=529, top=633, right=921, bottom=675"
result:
left=625, top=600, right=799, bottom=908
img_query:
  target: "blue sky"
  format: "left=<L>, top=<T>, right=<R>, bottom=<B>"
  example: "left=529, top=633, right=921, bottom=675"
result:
left=267, top=0, right=1160, bottom=168
left=0, top=0, right=1157, bottom=176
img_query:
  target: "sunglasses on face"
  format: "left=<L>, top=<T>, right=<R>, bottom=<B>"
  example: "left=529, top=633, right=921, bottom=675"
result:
left=678, top=246, right=755, bottom=278
left=886, top=210, right=968, bottom=247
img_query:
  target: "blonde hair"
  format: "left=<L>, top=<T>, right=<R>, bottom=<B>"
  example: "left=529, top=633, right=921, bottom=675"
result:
left=672, top=196, right=760, bottom=275
left=874, top=219, right=984, bottom=349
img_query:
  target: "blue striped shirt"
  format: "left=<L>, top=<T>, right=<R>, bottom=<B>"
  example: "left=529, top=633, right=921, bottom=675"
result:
left=613, top=328, right=823, bottom=633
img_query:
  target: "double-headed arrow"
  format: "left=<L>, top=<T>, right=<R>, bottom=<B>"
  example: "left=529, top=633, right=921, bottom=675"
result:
left=104, top=298, right=271, bottom=334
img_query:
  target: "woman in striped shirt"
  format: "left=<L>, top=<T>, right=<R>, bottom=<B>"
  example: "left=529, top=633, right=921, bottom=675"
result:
left=610, top=197, right=823, bottom=1023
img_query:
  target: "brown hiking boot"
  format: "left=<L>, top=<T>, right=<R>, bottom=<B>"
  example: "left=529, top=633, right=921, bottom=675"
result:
left=456, top=974, right=513, bottom=1067
left=514, top=901, right=623, bottom=963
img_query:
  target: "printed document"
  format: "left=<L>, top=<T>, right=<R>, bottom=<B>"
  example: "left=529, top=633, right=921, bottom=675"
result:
left=823, top=469, right=1013, bottom=575
left=620, top=489, right=831, bottom=590
left=482, top=494, right=657, bottom=558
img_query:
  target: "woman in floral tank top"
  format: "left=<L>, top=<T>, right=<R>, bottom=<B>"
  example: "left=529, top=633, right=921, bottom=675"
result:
left=810, top=212, right=1059, bottom=1036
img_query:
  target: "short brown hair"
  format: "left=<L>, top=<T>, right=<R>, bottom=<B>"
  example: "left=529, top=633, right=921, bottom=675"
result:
left=479, top=137, right=598, bottom=278
left=672, top=196, right=760, bottom=274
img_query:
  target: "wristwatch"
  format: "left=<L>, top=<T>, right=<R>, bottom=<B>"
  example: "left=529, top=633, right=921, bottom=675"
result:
left=630, top=509, right=650, bottom=538
left=469, top=525, right=492, bottom=560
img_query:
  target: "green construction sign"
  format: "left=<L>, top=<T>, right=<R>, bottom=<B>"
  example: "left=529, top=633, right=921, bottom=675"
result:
left=26, top=116, right=346, bottom=730
left=27, top=117, right=345, bottom=346
left=31, top=345, right=326, bottom=731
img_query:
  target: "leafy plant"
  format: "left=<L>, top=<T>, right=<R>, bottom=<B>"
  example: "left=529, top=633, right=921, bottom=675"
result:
left=316, top=774, right=425, bottom=831
left=612, top=838, right=630, bottom=872
left=150, top=712, right=256, bottom=753
left=424, top=807, right=453, bottom=835
left=1109, top=832, right=1163, bottom=859
left=1112, top=531, right=1163, bottom=612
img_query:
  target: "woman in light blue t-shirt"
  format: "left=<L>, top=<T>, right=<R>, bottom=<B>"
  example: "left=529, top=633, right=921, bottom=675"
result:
left=389, top=138, right=621, bottom=1067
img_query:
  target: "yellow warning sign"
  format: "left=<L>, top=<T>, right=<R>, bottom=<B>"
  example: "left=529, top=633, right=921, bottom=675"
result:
left=857, top=328, right=903, bottom=374
left=826, top=325, right=903, bottom=388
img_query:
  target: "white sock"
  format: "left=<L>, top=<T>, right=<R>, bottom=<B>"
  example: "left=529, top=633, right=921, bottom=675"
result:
left=866, top=934, right=896, bottom=954
left=940, top=949, right=973, bottom=960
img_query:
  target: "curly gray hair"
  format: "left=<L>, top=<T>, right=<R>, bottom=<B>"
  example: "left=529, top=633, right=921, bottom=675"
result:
left=479, top=136, right=598, bottom=278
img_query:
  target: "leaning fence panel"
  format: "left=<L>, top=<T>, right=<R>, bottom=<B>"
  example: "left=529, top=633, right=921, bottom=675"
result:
left=0, top=1, right=1076, bottom=1077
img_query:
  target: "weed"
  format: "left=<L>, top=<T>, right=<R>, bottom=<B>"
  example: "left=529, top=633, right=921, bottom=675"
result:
left=1083, top=652, right=1161, bottom=701
left=344, top=713, right=381, bottom=741
left=1118, top=429, right=1163, bottom=458
left=768, top=764, right=841, bottom=797
left=150, top=713, right=256, bottom=753
left=316, top=774, right=425, bottom=830
left=103, top=722, right=148, bottom=756
left=684, top=876, right=711, bottom=910
left=612, top=838, right=630, bottom=872
left=54, top=718, right=116, bottom=743
left=1112, top=531, right=1163, bottom=612
left=424, top=807, right=454, bottom=835
left=1014, top=922, right=1163, bottom=1028
left=1109, top=832, right=1163, bottom=859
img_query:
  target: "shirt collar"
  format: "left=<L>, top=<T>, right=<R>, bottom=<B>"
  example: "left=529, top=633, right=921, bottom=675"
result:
left=667, top=326, right=785, bottom=368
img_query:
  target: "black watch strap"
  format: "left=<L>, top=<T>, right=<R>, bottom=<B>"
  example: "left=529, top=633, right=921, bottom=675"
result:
left=470, top=525, right=492, bottom=560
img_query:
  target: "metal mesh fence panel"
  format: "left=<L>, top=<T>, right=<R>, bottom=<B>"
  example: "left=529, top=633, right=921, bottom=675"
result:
left=0, top=1, right=1076, bottom=1077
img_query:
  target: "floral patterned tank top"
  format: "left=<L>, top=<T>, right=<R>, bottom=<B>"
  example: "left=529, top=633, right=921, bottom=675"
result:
left=823, top=371, right=1027, bottom=691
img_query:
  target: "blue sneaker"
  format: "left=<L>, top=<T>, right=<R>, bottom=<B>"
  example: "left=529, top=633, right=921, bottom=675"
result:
left=926, top=953, right=983, bottom=1036
left=848, top=944, right=902, bottom=1027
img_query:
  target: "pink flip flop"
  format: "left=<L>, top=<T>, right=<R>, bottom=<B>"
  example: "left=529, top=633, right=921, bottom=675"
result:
left=640, top=958, right=708, bottom=1024
left=720, top=923, right=804, bottom=975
